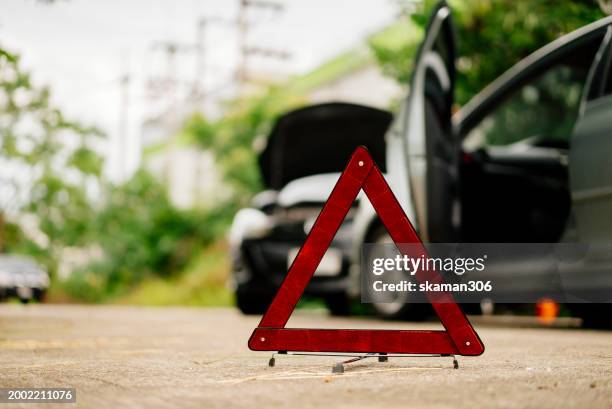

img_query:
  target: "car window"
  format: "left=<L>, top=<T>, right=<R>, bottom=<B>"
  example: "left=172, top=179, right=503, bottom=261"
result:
left=464, top=62, right=589, bottom=148
left=463, top=40, right=602, bottom=149
left=605, top=65, right=612, bottom=96
left=585, top=27, right=612, bottom=101
left=601, top=38, right=612, bottom=96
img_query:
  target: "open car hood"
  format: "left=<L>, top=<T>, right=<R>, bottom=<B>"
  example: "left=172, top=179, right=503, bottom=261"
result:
left=258, top=102, right=392, bottom=190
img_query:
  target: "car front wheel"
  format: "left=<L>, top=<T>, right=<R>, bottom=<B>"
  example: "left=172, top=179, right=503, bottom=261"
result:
left=324, top=293, right=351, bottom=316
left=235, top=292, right=273, bottom=315
left=364, top=226, right=432, bottom=320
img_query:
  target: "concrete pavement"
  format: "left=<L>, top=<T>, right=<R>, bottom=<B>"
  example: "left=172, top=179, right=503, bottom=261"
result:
left=0, top=305, right=610, bottom=409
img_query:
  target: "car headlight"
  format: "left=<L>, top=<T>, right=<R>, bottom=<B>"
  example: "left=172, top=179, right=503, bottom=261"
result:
left=229, top=208, right=273, bottom=246
left=40, top=272, right=50, bottom=287
left=13, top=273, right=25, bottom=287
left=303, top=216, right=317, bottom=235
left=0, top=271, right=12, bottom=287
left=25, top=270, right=50, bottom=288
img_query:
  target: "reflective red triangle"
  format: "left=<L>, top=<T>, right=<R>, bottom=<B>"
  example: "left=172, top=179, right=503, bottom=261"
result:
left=248, top=147, right=484, bottom=356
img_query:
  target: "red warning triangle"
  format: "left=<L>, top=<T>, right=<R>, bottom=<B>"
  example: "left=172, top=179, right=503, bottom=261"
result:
left=249, top=147, right=484, bottom=356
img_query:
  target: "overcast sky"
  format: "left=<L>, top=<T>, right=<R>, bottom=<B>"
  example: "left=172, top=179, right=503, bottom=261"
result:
left=0, top=0, right=399, bottom=180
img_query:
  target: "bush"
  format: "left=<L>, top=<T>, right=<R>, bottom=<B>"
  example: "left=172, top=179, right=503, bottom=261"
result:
left=62, top=170, right=235, bottom=301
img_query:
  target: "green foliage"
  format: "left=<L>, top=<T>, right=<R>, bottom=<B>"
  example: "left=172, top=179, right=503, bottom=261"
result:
left=185, top=88, right=306, bottom=205
left=290, top=50, right=371, bottom=93
left=369, top=16, right=424, bottom=86
left=475, top=63, right=586, bottom=146
left=1, top=45, right=232, bottom=303
left=2, top=220, right=50, bottom=264
left=62, top=170, right=234, bottom=301
left=8, top=1, right=602, bottom=305
left=450, top=0, right=605, bottom=105
left=370, top=0, right=606, bottom=105
left=0, top=45, right=103, bottom=259
left=115, top=242, right=232, bottom=306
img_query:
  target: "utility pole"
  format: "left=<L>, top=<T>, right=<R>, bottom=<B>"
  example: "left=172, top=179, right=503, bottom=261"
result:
left=194, top=18, right=207, bottom=101
left=149, top=41, right=186, bottom=184
left=142, top=3, right=290, bottom=199
left=156, top=3, right=290, bottom=102
left=235, top=0, right=289, bottom=91
left=117, top=52, right=130, bottom=182
left=236, top=0, right=248, bottom=86
left=193, top=16, right=237, bottom=104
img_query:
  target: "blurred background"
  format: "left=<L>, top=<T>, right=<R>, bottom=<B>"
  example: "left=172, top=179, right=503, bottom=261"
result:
left=0, top=0, right=608, bottom=307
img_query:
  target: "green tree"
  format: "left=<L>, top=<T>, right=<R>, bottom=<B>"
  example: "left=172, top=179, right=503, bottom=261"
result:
left=185, top=88, right=305, bottom=204
left=1, top=46, right=233, bottom=301
left=63, top=170, right=233, bottom=301
left=0, top=47, right=103, bottom=266
left=371, top=0, right=606, bottom=105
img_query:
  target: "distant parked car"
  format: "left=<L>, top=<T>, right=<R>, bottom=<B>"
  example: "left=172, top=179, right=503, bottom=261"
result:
left=229, top=102, right=392, bottom=315
left=0, top=255, right=49, bottom=303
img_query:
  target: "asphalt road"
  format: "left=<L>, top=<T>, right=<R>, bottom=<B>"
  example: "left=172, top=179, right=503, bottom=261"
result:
left=0, top=305, right=611, bottom=409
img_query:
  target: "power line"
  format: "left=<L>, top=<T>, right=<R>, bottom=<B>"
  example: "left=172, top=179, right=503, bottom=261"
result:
left=236, top=0, right=290, bottom=90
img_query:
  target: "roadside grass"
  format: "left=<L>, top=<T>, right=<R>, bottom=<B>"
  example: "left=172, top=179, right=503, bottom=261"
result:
left=46, top=283, right=76, bottom=303
left=114, top=241, right=233, bottom=307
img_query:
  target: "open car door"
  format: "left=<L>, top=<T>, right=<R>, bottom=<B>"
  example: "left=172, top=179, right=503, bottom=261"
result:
left=364, top=1, right=457, bottom=319
left=387, top=1, right=458, bottom=242
left=569, top=26, right=612, bottom=244
left=566, top=27, right=612, bottom=323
